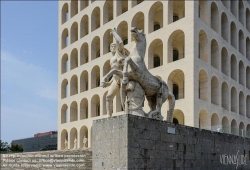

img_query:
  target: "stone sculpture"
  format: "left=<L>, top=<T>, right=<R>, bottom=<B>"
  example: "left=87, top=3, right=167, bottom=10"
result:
left=73, top=137, right=77, bottom=149
left=83, top=136, right=88, bottom=149
left=100, top=28, right=129, bottom=117
left=101, top=27, right=175, bottom=122
left=124, top=81, right=145, bottom=117
left=64, top=139, right=68, bottom=150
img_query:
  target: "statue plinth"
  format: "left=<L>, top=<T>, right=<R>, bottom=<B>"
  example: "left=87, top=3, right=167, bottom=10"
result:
left=92, top=114, right=250, bottom=169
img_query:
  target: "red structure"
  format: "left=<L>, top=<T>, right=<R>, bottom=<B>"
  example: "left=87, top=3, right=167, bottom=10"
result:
left=34, top=131, right=57, bottom=137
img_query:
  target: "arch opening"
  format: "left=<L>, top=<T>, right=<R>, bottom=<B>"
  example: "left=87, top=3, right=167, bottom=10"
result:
left=103, top=0, right=113, bottom=25
left=91, top=66, right=100, bottom=89
left=91, top=36, right=100, bottom=60
left=80, top=71, right=88, bottom=92
left=198, top=30, right=208, bottom=62
left=239, top=61, right=245, bottom=86
left=168, top=30, right=185, bottom=63
left=221, top=13, right=229, bottom=42
left=70, top=22, right=78, bottom=44
left=61, top=54, right=68, bottom=74
left=173, top=109, right=184, bottom=125
left=222, top=117, right=229, bottom=133
left=116, top=0, right=128, bottom=16
left=91, top=95, right=100, bottom=117
left=211, top=39, right=219, bottom=70
left=61, top=79, right=68, bottom=99
left=230, top=22, right=237, bottom=49
left=61, top=104, right=68, bottom=124
left=91, top=7, right=100, bottom=31
left=221, top=82, right=229, bottom=111
left=70, top=0, right=78, bottom=18
left=148, top=39, right=163, bottom=69
left=211, top=2, right=219, bottom=33
left=168, top=0, right=185, bottom=24
left=199, top=70, right=208, bottom=101
left=61, top=3, right=69, bottom=24
left=148, top=2, right=163, bottom=33
left=231, top=87, right=237, bottom=113
left=70, top=49, right=78, bottom=70
left=239, top=91, right=245, bottom=116
left=80, top=98, right=88, bottom=119
left=131, top=12, right=144, bottom=33
left=221, top=47, right=229, bottom=76
left=199, top=110, right=210, bottom=130
left=70, top=101, right=78, bottom=122
left=70, top=75, right=78, bottom=96
left=211, top=76, right=219, bottom=106
left=211, top=113, right=220, bottom=131
left=117, top=21, right=128, bottom=45
left=80, top=43, right=89, bottom=65
left=230, top=55, right=237, bottom=81
left=168, top=70, right=185, bottom=100
left=70, top=128, right=77, bottom=149
left=80, top=15, right=89, bottom=38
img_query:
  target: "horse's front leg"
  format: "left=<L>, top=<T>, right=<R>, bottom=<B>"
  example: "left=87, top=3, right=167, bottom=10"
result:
left=122, top=57, right=141, bottom=84
left=122, top=57, right=130, bottom=84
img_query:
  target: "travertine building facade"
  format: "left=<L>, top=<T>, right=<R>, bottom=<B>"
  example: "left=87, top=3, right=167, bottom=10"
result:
left=58, top=0, right=250, bottom=150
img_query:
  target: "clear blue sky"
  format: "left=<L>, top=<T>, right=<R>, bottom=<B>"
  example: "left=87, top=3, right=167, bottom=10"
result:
left=1, top=1, right=58, bottom=143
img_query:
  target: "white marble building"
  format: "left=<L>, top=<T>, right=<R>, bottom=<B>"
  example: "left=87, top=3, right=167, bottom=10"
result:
left=58, top=0, right=250, bottom=150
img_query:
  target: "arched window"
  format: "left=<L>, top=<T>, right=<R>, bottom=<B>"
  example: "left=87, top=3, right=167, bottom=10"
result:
left=239, top=0, right=244, bottom=25
left=80, top=98, right=88, bottom=119
left=91, top=36, right=100, bottom=60
left=61, top=54, right=68, bottom=74
left=211, top=2, right=219, bottom=33
left=91, top=66, right=100, bottom=89
left=91, top=7, right=100, bottom=32
left=70, top=0, right=78, bottom=18
left=131, top=12, right=144, bottom=32
left=154, top=23, right=160, bottom=31
left=62, top=3, right=69, bottom=24
left=62, top=29, right=69, bottom=49
left=211, top=39, right=219, bottom=70
left=117, top=0, right=128, bottom=16
left=168, top=69, right=185, bottom=100
left=103, top=0, right=113, bottom=24
left=153, top=56, right=160, bottom=68
left=91, top=95, right=100, bottom=117
left=148, top=2, right=163, bottom=33
left=173, top=50, right=179, bottom=61
left=80, top=15, right=88, bottom=38
left=173, top=84, right=179, bottom=100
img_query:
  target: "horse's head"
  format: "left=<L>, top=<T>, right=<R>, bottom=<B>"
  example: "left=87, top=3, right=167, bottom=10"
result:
left=131, top=27, right=145, bottom=43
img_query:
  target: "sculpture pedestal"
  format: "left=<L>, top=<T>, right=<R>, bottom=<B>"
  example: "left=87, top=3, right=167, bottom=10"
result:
left=92, top=114, right=250, bottom=169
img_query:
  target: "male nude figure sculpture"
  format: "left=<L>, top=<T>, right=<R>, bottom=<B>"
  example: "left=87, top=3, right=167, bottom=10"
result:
left=100, top=28, right=129, bottom=116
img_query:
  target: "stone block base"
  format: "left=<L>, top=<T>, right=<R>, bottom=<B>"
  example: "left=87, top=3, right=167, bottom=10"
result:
left=93, top=114, right=250, bottom=170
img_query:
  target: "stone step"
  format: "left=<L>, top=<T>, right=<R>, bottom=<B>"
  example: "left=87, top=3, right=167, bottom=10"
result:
left=1, top=149, right=92, bottom=170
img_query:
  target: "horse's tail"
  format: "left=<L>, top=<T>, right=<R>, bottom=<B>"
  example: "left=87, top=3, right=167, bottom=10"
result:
left=167, top=92, right=175, bottom=123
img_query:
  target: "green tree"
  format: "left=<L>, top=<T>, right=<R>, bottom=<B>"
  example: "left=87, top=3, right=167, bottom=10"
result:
left=0, top=140, right=9, bottom=151
left=9, top=143, right=23, bottom=152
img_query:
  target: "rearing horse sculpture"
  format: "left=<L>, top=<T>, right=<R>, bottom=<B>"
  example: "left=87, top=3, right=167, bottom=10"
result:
left=101, top=27, right=175, bottom=122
